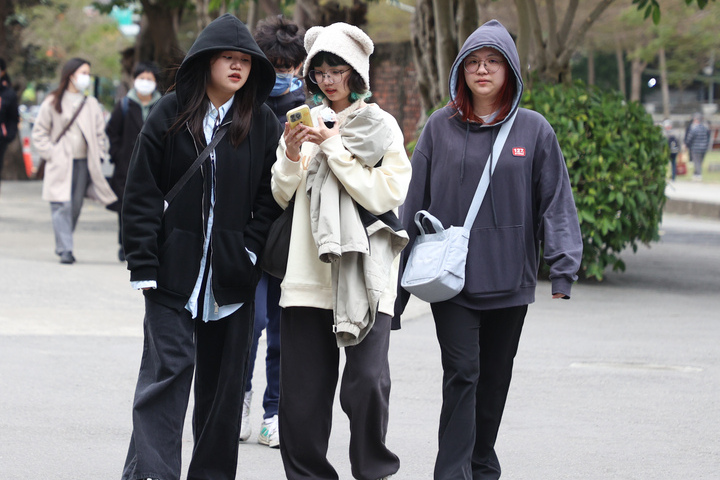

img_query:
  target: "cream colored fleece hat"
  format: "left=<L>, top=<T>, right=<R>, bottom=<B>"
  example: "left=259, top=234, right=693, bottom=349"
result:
left=303, top=22, right=374, bottom=91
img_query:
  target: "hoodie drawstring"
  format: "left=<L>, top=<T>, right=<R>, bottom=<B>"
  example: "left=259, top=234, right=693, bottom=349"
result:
left=488, top=125, right=499, bottom=227
left=462, top=123, right=500, bottom=227
left=460, top=123, right=470, bottom=184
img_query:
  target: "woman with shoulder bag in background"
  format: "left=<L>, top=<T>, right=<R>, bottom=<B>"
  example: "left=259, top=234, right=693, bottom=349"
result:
left=31, top=57, right=116, bottom=264
left=394, top=20, right=583, bottom=479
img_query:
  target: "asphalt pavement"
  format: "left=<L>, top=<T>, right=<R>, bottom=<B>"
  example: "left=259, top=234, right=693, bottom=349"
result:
left=1, top=179, right=719, bottom=480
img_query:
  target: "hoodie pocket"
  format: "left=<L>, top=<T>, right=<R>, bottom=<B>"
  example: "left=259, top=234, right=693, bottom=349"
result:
left=158, top=228, right=202, bottom=296
left=465, top=225, right=525, bottom=296
left=211, top=228, right=259, bottom=290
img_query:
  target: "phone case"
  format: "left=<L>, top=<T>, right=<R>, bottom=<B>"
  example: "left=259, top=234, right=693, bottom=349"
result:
left=287, top=105, right=312, bottom=128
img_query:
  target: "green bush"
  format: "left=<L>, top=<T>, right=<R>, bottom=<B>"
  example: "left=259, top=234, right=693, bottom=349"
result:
left=522, top=80, right=667, bottom=280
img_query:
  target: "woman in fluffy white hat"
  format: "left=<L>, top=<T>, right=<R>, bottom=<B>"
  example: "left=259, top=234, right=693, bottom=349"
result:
left=271, top=22, right=411, bottom=480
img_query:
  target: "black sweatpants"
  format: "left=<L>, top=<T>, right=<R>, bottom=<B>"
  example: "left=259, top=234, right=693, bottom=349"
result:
left=430, top=302, right=527, bottom=480
left=121, top=297, right=254, bottom=480
left=279, top=307, right=399, bottom=480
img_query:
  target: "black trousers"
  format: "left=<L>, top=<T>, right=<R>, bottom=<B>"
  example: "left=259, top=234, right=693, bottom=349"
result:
left=430, top=302, right=527, bottom=480
left=0, top=140, right=8, bottom=186
left=279, top=307, right=399, bottom=480
left=121, top=297, right=254, bottom=480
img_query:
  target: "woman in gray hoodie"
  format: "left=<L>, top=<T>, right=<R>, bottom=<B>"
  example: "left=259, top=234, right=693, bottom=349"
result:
left=395, top=20, right=582, bottom=479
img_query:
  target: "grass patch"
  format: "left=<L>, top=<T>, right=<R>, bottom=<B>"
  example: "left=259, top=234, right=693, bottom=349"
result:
left=366, top=1, right=413, bottom=44
left=674, top=150, right=720, bottom=183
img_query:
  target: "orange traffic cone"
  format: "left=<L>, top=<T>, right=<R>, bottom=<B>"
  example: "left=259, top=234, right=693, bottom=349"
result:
left=22, top=136, right=33, bottom=177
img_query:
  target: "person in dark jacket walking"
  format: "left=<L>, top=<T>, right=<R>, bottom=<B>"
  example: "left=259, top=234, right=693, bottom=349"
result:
left=238, top=14, right=306, bottom=449
left=395, top=20, right=582, bottom=480
left=663, top=119, right=680, bottom=181
left=685, top=112, right=711, bottom=181
left=105, top=61, right=161, bottom=261
left=119, top=14, right=282, bottom=480
left=0, top=58, right=19, bottom=193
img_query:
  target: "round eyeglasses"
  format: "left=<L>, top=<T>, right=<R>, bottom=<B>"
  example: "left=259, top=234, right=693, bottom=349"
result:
left=308, top=68, right=351, bottom=85
left=463, top=57, right=504, bottom=74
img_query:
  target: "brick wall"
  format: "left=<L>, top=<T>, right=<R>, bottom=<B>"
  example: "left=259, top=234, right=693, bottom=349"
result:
left=369, top=41, right=422, bottom=146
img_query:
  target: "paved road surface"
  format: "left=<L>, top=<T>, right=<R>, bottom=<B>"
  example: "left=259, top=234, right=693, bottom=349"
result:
left=1, top=181, right=719, bottom=479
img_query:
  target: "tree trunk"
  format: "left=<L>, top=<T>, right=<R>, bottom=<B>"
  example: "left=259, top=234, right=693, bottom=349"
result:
left=515, top=0, right=615, bottom=85
left=616, top=45, right=626, bottom=99
left=0, top=0, right=11, bottom=58
left=476, top=0, right=494, bottom=23
left=196, top=0, right=211, bottom=31
left=432, top=0, right=455, bottom=95
left=293, top=0, right=322, bottom=30
left=259, top=0, right=282, bottom=17
left=411, top=0, right=444, bottom=122
left=247, top=0, right=258, bottom=31
left=659, top=46, right=670, bottom=118
left=588, top=47, right=595, bottom=86
left=456, top=0, right=477, bottom=50
left=137, top=1, right=183, bottom=88
left=629, top=56, right=647, bottom=103
left=513, top=0, right=531, bottom=82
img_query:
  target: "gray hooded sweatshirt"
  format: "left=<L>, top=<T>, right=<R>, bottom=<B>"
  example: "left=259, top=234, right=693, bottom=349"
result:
left=395, top=19, right=582, bottom=322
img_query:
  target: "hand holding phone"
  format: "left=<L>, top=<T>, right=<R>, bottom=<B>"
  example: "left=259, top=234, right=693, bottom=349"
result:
left=287, top=105, right=312, bottom=129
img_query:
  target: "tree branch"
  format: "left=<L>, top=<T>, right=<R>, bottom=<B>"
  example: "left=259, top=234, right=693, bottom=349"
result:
left=558, top=0, right=616, bottom=67
left=546, top=0, right=558, bottom=57
left=432, top=0, right=455, bottom=95
left=456, top=0, right=478, bottom=50
left=513, top=0, right=531, bottom=79
left=559, top=0, right=579, bottom=47
left=526, top=0, right=547, bottom=67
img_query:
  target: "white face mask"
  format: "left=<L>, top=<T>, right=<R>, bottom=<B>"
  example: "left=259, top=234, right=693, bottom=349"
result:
left=134, top=78, right=157, bottom=96
left=72, top=73, right=91, bottom=91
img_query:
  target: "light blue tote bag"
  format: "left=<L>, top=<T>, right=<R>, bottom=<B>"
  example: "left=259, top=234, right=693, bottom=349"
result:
left=401, top=112, right=517, bottom=303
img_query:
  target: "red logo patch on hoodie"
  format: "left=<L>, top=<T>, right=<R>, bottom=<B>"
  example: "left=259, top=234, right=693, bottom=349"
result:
left=512, top=147, right=526, bottom=157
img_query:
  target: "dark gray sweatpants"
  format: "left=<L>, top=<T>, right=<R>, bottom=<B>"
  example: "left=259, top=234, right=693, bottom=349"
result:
left=430, top=302, right=527, bottom=480
left=50, top=158, right=89, bottom=255
left=121, top=297, right=254, bottom=480
left=279, top=307, right=399, bottom=480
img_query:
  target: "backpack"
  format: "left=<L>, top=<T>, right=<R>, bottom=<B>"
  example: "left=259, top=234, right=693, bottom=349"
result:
left=668, top=135, right=680, bottom=154
left=121, top=96, right=129, bottom=117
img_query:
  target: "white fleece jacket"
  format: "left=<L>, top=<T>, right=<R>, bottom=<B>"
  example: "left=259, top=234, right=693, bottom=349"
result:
left=271, top=100, right=411, bottom=318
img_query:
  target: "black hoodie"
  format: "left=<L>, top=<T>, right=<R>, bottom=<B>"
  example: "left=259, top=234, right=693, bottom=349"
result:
left=122, top=14, right=283, bottom=311
left=0, top=77, right=19, bottom=146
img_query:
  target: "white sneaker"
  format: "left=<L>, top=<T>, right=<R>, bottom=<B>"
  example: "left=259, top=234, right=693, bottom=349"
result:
left=258, top=414, right=280, bottom=448
left=239, top=390, right=252, bottom=442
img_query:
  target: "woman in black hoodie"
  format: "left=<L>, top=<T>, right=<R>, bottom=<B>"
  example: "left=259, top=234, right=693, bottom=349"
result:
left=120, top=14, right=282, bottom=480
left=396, top=20, right=582, bottom=479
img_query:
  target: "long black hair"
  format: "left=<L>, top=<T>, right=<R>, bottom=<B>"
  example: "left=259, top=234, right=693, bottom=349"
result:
left=168, top=51, right=259, bottom=148
left=51, top=57, right=90, bottom=114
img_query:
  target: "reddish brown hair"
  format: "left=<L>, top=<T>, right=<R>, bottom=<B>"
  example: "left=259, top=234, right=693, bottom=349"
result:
left=450, top=62, right=516, bottom=125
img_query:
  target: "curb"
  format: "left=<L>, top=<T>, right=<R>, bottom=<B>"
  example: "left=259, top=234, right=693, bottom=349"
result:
left=664, top=198, right=720, bottom=220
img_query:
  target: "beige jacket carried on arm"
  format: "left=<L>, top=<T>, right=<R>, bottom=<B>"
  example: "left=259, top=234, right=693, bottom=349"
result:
left=271, top=101, right=411, bottom=322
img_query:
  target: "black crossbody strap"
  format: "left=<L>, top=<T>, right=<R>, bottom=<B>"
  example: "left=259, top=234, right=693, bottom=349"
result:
left=163, top=124, right=228, bottom=211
